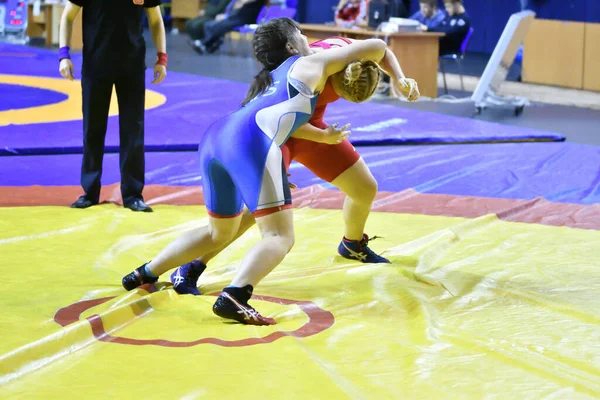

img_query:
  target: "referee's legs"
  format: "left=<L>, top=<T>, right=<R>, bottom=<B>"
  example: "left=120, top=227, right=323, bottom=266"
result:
left=78, top=73, right=113, bottom=205
left=115, top=71, right=147, bottom=208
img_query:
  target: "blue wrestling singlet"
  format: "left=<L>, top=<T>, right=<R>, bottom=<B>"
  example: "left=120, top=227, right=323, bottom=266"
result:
left=198, top=56, right=318, bottom=217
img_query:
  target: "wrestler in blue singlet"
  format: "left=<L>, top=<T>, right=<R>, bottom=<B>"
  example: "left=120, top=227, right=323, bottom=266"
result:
left=199, top=55, right=318, bottom=217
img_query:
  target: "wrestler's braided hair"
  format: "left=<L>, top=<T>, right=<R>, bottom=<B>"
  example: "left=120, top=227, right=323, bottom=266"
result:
left=242, top=17, right=301, bottom=106
left=339, top=60, right=383, bottom=103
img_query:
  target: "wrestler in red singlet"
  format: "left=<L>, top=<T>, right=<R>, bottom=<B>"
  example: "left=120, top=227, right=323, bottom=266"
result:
left=281, top=37, right=361, bottom=183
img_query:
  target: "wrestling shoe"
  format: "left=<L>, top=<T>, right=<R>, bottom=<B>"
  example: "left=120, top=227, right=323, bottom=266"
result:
left=213, top=286, right=276, bottom=326
left=170, top=260, right=207, bottom=296
left=338, top=234, right=390, bottom=263
left=121, top=263, right=158, bottom=291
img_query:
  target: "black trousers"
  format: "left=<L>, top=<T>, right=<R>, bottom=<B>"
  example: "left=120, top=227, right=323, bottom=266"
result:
left=185, top=16, right=211, bottom=41
left=202, top=15, right=248, bottom=48
left=80, top=71, right=145, bottom=205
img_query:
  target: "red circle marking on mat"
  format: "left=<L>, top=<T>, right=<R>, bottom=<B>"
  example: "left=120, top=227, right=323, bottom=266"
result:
left=54, top=288, right=335, bottom=348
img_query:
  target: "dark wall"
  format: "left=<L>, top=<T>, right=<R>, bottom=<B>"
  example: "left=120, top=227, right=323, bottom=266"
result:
left=296, top=0, right=339, bottom=24
left=298, top=0, right=599, bottom=54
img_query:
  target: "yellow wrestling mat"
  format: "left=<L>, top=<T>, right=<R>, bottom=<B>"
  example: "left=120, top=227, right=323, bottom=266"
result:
left=1, top=206, right=599, bottom=398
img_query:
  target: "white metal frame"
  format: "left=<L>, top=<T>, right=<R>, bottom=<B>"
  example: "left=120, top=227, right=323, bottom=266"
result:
left=471, top=10, right=536, bottom=115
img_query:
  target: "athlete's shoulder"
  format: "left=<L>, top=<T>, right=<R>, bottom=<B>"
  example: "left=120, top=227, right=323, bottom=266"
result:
left=271, top=55, right=301, bottom=79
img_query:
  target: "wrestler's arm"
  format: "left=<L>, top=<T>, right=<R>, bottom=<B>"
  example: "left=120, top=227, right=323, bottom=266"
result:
left=291, top=123, right=350, bottom=144
left=291, top=122, right=350, bottom=145
left=289, top=40, right=386, bottom=144
left=325, top=38, right=418, bottom=100
left=335, top=38, right=406, bottom=82
left=291, top=123, right=328, bottom=141
left=290, top=38, right=387, bottom=93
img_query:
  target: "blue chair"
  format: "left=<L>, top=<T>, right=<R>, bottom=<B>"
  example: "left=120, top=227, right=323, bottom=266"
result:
left=440, top=26, right=474, bottom=94
left=236, top=5, right=297, bottom=35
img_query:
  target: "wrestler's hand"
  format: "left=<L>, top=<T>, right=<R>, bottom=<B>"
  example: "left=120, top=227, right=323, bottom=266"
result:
left=395, top=78, right=420, bottom=101
left=322, top=123, right=351, bottom=145
left=287, top=174, right=297, bottom=189
left=59, top=58, right=75, bottom=81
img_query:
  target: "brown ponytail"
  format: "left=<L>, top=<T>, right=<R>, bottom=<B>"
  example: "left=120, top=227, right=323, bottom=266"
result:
left=241, top=17, right=301, bottom=106
left=242, top=68, right=273, bottom=106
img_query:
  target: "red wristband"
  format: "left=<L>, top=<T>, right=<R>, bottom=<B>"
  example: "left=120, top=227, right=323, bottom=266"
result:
left=156, top=52, right=168, bottom=67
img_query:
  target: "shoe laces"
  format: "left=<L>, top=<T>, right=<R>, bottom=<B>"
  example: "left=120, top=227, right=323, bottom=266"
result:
left=239, top=305, right=262, bottom=322
left=222, top=292, right=262, bottom=322
left=363, top=235, right=383, bottom=246
left=360, top=235, right=385, bottom=258
left=184, top=262, right=203, bottom=286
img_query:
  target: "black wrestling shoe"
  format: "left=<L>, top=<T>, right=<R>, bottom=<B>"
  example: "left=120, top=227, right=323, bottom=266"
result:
left=338, top=234, right=390, bottom=263
left=122, top=263, right=158, bottom=291
left=213, top=286, right=276, bottom=325
left=170, top=260, right=207, bottom=295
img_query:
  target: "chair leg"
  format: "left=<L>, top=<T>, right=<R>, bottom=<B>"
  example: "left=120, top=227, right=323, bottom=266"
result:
left=240, top=33, right=246, bottom=57
left=232, top=32, right=239, bottom=56
left=440, top=59, right=448, bottom=95
left=457, top=58, right=464, bottom=92
left=244, top=32, right=252, bottom=58
left=224, top=33, right=233, bottom=55
left=226, top=31, right=240, bottom=56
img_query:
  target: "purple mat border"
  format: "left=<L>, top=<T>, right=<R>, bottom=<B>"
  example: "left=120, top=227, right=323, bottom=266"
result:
left=1, top=142, right=598, bottom=205
left=1, top=43, right=564, bottom=157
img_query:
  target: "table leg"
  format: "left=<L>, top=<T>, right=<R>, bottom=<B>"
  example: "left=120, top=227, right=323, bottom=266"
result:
left=388, top=36, right=440, bottom=98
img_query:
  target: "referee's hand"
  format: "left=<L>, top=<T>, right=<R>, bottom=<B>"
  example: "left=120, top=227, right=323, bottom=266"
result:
left=152, top=64, right=167, bottom=84
left=59, top=59, right=75, bottom=81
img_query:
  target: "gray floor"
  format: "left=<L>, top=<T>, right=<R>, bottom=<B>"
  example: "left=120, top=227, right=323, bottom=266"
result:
left=147, top=33, right=600, bottom=146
